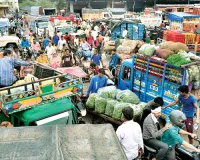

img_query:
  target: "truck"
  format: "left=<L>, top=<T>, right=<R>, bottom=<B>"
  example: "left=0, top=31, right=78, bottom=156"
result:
left=27, top=15, right=49, bottom=36
left=0, top=125, right=127, bottom=160
left=30, top=6, right=57, bottom=16
left=117, top=54, right=200, bottom=116
left=0, top=18, right=10, bottom=36
left=0, top=35, right=20, bottom=48
left=0, top=64, right=84, bottom=126
left=49, top=22, right=74, bottom=37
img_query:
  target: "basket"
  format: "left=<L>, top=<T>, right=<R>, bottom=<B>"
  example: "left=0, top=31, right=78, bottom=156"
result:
left=34, top=65, right=56, bottom=79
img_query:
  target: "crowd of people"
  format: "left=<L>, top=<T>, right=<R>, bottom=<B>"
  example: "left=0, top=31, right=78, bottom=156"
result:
left=1, top=16, right=200, bottom=160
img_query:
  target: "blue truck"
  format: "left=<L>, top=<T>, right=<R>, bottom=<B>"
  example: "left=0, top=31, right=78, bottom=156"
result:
left=117, top=55, right=199, bottom=116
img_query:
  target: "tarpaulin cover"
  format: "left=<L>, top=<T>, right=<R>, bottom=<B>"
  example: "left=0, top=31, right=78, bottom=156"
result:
left=0, top=18, right=10, bottom=27
left=0, top=124, right=127, bottom=160
left=168, top=12, right=200, bottom=22
left=57, top=67, right=87, bottom=78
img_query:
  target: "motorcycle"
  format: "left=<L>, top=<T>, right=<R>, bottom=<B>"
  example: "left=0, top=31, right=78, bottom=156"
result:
left=21, top=47, right=32, bottom=60
left=32, top=50, right=40, bottom=60
left=142, top=123, right=200, bottom=160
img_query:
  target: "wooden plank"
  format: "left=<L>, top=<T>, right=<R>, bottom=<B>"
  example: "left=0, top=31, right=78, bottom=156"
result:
left=87, top=109, right=122, bottom=125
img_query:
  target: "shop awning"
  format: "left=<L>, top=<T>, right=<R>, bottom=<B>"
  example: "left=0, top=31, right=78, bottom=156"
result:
left=168, top=12, right=200, bottom=22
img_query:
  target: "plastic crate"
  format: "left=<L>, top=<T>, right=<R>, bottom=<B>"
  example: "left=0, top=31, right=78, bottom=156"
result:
left=196, top=34, right=200, bottom=43
left=34, top=65, right=56, bottom=79
left=184, top=33, right=196, bottom=44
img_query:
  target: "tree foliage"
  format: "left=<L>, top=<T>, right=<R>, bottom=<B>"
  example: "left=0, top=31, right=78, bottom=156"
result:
left=55, top=0, right=68, bottom=9
left=19, top=0, right=55, bottom=9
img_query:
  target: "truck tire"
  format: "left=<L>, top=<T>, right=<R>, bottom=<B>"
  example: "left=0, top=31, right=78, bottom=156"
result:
left=6, top=43, right=17, bottom=48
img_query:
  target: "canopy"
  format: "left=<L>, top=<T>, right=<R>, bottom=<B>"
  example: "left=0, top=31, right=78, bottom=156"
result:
left=168, top=12, right=200, bottom=22
left=0, top=124, right=127, bottom=160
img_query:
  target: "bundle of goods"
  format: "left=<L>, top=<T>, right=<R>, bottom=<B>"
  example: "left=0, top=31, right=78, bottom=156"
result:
left=159, top=41, right=189, bottom=54
left=138, top=44, right=157, bottom=57
left=104, top=41, right=116, bottom=53
left=117, top=40, right=144, bottom=60
left=86, top=86, right=146, bottom=121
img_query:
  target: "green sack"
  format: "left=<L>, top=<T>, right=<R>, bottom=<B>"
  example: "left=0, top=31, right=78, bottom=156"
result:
left=105, top=99, right=118, bottom=117
left=112, top=103, right=130, bottom=120
left=86, top=93, right=98, bottom=109
left=95, top=97, right=107, bottom=114
left=116, top=90, right=140, bottom=104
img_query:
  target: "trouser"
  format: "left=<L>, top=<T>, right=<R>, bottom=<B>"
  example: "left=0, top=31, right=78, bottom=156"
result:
left=165, top=146, right=176, bottom=160
left=185, top=117, right=193, bottom=139
left=144, top=139, right=169, bottom=160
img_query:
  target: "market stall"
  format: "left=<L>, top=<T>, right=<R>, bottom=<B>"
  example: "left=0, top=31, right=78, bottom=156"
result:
left=168, top=12, right=200, bottom=32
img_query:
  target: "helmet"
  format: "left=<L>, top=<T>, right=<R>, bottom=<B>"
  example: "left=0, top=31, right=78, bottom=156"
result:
left=169, top=110, right=186, bottom=128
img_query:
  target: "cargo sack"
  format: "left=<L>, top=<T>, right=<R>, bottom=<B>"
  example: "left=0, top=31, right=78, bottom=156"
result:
left=95, top=97, right=107, bottom=114
left=86, top=93, right=99, bottom=109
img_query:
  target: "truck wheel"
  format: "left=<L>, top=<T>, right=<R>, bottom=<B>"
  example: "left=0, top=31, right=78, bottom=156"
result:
left=6, top=43, right=16, bottom=48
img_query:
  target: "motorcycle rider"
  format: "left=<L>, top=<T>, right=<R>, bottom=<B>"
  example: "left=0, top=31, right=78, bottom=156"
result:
left=21, top=36, right=30, bottom=48
left=143, top=106, right=170, bottom=160
left=80, top=38, right=91, bottom=61
left=161, top=110, right=200, bottom=159
left=140, top=97, right=164, bottom=129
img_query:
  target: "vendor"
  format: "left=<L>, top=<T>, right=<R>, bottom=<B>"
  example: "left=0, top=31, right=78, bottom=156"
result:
left=86, top=68, right=107, bottom=96
left=0, top=50, right=32, bottom=88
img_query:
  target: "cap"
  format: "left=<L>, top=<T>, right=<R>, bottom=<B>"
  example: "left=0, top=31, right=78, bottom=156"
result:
left=99, top=68, right=105, bottom=74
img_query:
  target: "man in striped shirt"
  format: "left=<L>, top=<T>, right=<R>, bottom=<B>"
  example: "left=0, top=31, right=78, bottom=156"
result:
left=0, top=50, right=31, bottom=88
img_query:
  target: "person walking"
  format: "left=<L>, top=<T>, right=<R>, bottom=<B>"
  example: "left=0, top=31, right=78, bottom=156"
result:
left=116, top=107, right=143, bottom=160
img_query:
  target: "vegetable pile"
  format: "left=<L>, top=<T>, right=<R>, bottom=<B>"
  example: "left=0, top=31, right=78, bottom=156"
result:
left=116, top=90, right=140, bottom=104
left=95, top=97, right=107, bottom=114
left=86, top=93, right=98, bottom=109
left=97, top=86, right=117, bottom=99
left=86, top=86, right=146, bottom=121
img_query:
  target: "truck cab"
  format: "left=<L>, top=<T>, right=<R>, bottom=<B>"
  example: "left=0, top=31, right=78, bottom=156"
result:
left=0, top=64, right=83, bottom=126
left=0, top=35, right=20, bottom=48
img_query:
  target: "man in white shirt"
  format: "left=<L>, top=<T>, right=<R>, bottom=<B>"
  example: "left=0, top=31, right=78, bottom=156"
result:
left=58, top=36, right=67, bottom=50
left=116, top=107, right=144, bottom=160
left=45, top=42, right=55, bottom=59
left=122, top=27, right=128, bottom=38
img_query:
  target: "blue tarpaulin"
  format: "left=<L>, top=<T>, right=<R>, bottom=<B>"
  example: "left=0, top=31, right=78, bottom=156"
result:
left=168, top=12, right=200, bottom=22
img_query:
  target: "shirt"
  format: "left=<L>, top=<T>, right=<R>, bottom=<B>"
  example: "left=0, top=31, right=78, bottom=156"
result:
left=31, top=42, right=41, bottom=51
left=58, top=39, right=67, bottom=50
left=91, top=54, right=101, bottom=66
left=45, top=46, right=55, bottom=59
left=74, top=38, right=79, bottom=46
left=43, top=38, right=49, bottom=49
left=86, top=75, right=107, bottom=96
left=87, top=35, right=94, bottom=45
left=53, top=35, right=59, bottom=45
left=50, top=57, right=61, bottom=69
left=64, top=35, right=70, bottom=42
left=109, top=54, right=120, bottom=67
left=62, top=55, right=72, bottom=67
left=122, top=30, right=128, bottom=38
left=21, top=40, right=30, bottom=48
left=161, top=126, right=184, bottom=147
left=80, top=42, right=90, bottom=51
left=36, top=55, right=48, bottom=64
left=116, top=120, right=144, bottom=160
left=0, top=56, right=30, bottom=86
left=115, top=38, right=121, bottom=49
left=178, top=94, right=196, bottom=117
